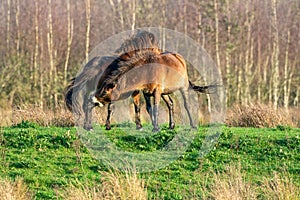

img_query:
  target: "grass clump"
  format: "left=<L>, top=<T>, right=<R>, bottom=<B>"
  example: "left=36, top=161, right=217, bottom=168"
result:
left=226, top=103, right=297, bottom=128
left=261, top=172, right=300, bottom=200
left=201, top=164, right=300, bottom=200
left=60, top=167, right=147, bottom=200
left=0, top=177, right=32, bottom=200
left=208, top=164, right=257, bottom=200
left=11, top=105, right=74, bottom=127
left=100, top=167, right=147, bottom=200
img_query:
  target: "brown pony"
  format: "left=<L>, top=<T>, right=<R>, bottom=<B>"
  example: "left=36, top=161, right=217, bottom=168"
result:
left=64, top=30, right=175, bottom=130
left=93, top=50, right=218, bottom=132
left=64, top=55, right=122, bottom=130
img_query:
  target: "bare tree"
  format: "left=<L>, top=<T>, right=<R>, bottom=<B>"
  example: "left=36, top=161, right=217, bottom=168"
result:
left=6, top=0, right=11, bottom=52
left=64, top=0, right=74, bottom=87
left=85, top=0, right=91, bottom=63
left=224, top=0, right=232, bottom=105
left=34, top=0, right=39, bottom=90
left=214, top=0, right=220, bottom=69
left=131, top=0, right=136, bottom=30
left=243, top=1, right=254, bottom=105
left=15, top=0, right=20, bottom=57
left=271, top=0, right=280, bottom=109
left=283, top=30, right=291, bottom=109
left=47, top=0, right=57, bottom=106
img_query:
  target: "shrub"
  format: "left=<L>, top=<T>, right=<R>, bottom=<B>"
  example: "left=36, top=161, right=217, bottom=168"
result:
left=11, top=105, right=74, bottom=127
left=226, top=103, right=297, bottom=128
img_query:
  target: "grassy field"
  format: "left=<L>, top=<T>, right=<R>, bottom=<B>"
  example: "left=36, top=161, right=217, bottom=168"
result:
left=0, top=121, right=299, bottom=199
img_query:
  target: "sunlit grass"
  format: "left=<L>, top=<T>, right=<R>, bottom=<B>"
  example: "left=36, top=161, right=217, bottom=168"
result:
left=0, top=122, right=299, bottom=199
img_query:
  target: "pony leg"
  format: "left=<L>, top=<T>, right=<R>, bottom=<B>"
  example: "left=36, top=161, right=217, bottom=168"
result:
left=162, top=95, right=175, bottom=129
left=105, top=103, right=114, bottom=130
left=143, top=93, right=153, bottom=121
left=180, top=89, right=196, bottom=129
left=83, top=97, right=95, bottom=131
left=132, top=91, right=143, bottom=130
left=152, top=89, right=161, bottom=132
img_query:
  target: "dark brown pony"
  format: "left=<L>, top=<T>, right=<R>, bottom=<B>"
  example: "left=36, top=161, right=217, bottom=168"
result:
left=93, top=50, right=218, bottom=132
left=64, top=55, right=123, bottom=130
left=64, top=30, right=175, bottom=130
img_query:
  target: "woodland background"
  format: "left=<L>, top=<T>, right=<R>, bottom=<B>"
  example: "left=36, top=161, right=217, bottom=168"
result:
left=0, top=0, right=299, bottom=111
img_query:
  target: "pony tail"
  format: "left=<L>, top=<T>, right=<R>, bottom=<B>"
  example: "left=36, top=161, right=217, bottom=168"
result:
left=64, top=78, right=75, bottom=112
left=189, top=81, right=221, bottom=94
left=64, top=77, right=87, bottom=116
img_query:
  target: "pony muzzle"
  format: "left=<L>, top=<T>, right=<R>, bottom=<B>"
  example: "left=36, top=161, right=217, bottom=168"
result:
left=92, top=96, right=104, bottom=107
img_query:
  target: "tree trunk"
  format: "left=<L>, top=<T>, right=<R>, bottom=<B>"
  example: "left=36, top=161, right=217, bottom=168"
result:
left=15, top=0, right=20, bottom=58
left=108, top=0, right=116, bottom=33
left=34, top=0, right=39, bottom=90
left=225, top=0, right=232, bottom=106
left=236, top=54, right=243, bottom=104
left=40, top=28, right=44, bottom=109
left=47, top=0, right=57, bottom=107
left=214, top=0, right=221, bottom=68
left=294, top=86, right=299, bottom=108
left=243, top=1, right=253, bottom=105
left=257, top=21, right=262, bottom=102
left=283, top=30, right=290, bottom=109
left=6, top=0, right=11, bottom=52
left=271, top=0, right=279, bottom=109
left=85, top=0, right=91, bottom=63
left=64, top=0, right=74, bottom=87
left=131, top=0, right=136, bottom=30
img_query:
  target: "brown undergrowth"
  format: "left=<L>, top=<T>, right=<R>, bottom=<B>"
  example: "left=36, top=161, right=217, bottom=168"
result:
left=1, top=103, right=299, bottom=128
left=226, top=103, right=299, bottom=128
left=10, top=105, right=74, bottom=127
left=0, top=104, right=108, bottom=127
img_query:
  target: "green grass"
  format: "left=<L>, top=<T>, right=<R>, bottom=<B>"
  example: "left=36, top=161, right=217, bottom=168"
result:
left=0, top=121, right=299, bottom=199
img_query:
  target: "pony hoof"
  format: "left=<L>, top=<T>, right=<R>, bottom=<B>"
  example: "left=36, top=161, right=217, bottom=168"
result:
left=84, top=125, right=93, bottom=131
left=169, top=123, right=175, bottom=130
left=152, top=128, right=160, bottom=132
left=105, top=126, right=111, bottom=130
left=136, top=126, right=143, bottom=131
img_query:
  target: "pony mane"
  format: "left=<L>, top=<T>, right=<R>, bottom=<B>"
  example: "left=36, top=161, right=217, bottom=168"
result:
left=97, top=51, right=157, bottom=95
left=96, top=30, right=161, bottom=97
left=115, top=30, right=160, bottom=55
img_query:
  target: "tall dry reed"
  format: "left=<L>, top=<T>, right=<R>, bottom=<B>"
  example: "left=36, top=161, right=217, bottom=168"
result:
left=226, top=103, right=299, bottom=128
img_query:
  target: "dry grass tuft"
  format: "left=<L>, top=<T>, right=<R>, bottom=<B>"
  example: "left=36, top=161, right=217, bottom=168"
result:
left=0, top=108, right=13, bottom=127
left=226, top=103, right=298, bottom=128
left=262, top=172, right=300, bottom=200
left=11, top=105, right=74, bottom=127
left=0, top=177, right=32, bottom=200
left=58, top=182, right=102, bottom=200
left=2, top=102, right=299, bottom=128
left=208, top=165, right=257, bottom=200
left=203, top=165, right=300, bottom=200
left=100, top=167, right=147, bottom=200
left=1, top=104, right=107, bottom=127
left=61, top=167, right=147, bottom=200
